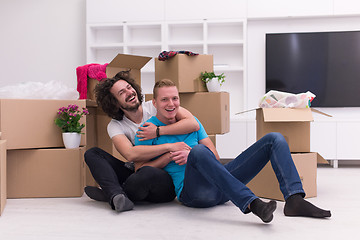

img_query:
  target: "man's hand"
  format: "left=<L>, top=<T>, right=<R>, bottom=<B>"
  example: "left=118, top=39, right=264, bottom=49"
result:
left=170, top=150, right=190, bottom=165
left=168, top=142, right=191, bottom=152
left=136, top=122, right=157, bottom=141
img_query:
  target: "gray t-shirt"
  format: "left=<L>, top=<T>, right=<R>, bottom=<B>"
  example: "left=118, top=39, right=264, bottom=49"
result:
left=107, top=101, right=157, bottom=145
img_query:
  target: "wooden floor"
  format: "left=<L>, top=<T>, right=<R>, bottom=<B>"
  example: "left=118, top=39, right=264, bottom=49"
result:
left=0, top=164, right=358, bottom=240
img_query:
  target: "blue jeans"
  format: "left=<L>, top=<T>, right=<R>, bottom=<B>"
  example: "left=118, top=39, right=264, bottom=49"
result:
left=179, top=132, right=305, bottom=213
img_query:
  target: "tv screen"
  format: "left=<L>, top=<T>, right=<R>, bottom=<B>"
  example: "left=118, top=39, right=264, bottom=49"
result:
left=266, top=31, right=360, bottom=107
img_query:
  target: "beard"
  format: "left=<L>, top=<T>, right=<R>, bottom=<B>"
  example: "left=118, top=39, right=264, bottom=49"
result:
left=120, top=101, right=141, bottom=112
left=119, top=94, right=141, bottom=112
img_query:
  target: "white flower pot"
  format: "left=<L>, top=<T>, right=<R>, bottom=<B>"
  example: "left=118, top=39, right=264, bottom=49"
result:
left=206, top=78, right=222, bottom=92
left=62, top=132, right=81, bottom=149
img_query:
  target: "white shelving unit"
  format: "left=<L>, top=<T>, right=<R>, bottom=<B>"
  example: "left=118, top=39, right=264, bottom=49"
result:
left=87, top=19, right=247, bottom=116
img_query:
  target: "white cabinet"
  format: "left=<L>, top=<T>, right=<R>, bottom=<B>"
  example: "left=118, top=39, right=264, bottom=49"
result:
left=310, top=121, right=337, bottom=160
left=337, top=121, right=360, bottom=160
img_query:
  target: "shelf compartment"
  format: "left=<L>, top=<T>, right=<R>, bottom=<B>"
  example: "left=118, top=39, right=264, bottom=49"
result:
left=208, top=45, right=244, bottom=69
left=126, top=24, right=162, bottom=43
left=88, top=25, right=124, bottom=44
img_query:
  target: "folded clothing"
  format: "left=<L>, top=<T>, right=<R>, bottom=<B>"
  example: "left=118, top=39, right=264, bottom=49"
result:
left=158, top=51, right=199, bottom=61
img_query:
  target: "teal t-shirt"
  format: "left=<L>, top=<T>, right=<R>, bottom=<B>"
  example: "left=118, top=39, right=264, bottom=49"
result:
left=134, top=116, right=208, bottom=198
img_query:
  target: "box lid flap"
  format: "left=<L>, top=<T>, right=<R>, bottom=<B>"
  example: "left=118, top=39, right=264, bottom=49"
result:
left=262, top=108, right=314, bottom=122
left=311, top=108, right=333, bottom=117
left=107, top=54, right=151, bottom=72
left=316, top=152, right=329, bottom=164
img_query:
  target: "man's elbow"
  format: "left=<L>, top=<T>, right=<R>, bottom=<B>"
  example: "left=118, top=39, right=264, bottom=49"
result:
left=125, top=154, right=140, bottom=163
left=193, top=122, right=200, bottom=131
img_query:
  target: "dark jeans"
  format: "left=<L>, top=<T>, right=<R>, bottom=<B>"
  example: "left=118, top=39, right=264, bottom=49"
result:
left=179, top=132, right=305, bottom=213
left=84, top=147, right=176, bottom=207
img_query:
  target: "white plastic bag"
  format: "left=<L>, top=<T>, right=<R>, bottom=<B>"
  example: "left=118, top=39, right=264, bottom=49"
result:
left=0, top=81, right=79, bottom=100
left=259, top=90, right=315, bottom=108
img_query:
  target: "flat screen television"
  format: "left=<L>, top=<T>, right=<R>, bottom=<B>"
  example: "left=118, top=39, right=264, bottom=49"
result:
left=266, top=31, right=360, bottom=107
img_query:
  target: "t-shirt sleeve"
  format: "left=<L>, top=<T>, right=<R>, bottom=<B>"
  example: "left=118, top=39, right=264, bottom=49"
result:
left=107, top=119, right=124, bottom=139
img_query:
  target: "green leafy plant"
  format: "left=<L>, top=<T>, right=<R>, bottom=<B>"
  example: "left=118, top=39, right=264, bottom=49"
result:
left=55, top=104, right=89, bottom=133
left=200, top=71, right=226, bottom=86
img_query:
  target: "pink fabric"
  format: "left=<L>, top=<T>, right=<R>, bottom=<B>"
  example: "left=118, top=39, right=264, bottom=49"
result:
left=76, top=63, right=108, bottom=99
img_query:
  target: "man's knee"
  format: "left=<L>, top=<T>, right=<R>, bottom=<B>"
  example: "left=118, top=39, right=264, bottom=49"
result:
left=265, top=132, right=287, bottom=145
left=123, top=166, right=175, bottom=203
left=84, top=147, right=102, bottom=166
left=188, top=144, right=213, bottom=165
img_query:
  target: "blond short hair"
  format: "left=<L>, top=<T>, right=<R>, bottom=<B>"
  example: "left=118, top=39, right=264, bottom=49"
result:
left=153, top=79, right=176, bottom=99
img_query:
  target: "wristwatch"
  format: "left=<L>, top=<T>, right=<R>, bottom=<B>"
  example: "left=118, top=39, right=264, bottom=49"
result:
left=156, top=126, right=160, bottom=138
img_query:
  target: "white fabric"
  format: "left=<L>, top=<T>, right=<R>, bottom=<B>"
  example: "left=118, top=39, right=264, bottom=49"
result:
left=107, top=101, right=157, bottom=145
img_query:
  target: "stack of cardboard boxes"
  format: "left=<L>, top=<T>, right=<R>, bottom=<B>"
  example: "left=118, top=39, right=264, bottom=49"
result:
left=0, top=99, right=87, bottom=214
left=85, top=53, right=231, bottom=186
left=246, top=108, right=328, bottom=201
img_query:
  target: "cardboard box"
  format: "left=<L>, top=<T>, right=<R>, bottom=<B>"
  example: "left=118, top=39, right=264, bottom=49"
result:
left=7, top=147, right=86, bottom=198
left=0, top=99, right=86, bottom=150
left=208, top=135, right=216, bottom=147
left=84, top=101, right=127, bottom=187
left=155, top=54, right=213, bottom=93
left=0, top=140, right=6, bottom=216
left=87, top=54, right=151, bottom=101
left=96, top=108, right=127, bottom=161
left=85, top=100, right=98, bottom=187
left=256, top=108, right=314, bottom=152
left=246, top=152, right=325, bottom=201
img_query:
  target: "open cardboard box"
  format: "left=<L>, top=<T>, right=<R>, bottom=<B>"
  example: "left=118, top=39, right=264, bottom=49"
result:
left=87, top=54, right=151, bottom=101
left=0, top=99, right=86, bottom=150
left=237, top=107, right=331, bottom=153
left=257, top=108, right=314, bottom=152
left=0, top=140, right=6, bottom=216
left=7, top=147, right=86, bottom=198
left=155, top=54, right=213, bottom=93
left=247, top=152, right=326, bottom=201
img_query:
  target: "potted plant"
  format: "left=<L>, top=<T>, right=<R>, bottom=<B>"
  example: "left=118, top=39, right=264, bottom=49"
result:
left=55, top=104, right=89, bottom=149
left=200, top=71, right=225, bottom=92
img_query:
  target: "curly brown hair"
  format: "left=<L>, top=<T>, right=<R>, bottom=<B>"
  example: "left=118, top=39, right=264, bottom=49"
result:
left=94, top=70, right=143, bottom=121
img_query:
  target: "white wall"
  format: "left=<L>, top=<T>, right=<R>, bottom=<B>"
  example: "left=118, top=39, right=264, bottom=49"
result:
left=247, top=16, right=360, bottom=109
left=0, top=0, right=86, bottom=90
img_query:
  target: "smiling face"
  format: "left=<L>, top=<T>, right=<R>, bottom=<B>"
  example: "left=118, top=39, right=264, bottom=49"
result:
left=110, top=79, right=140, bottom=112
left=153, top=86, right=180, bottom=125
